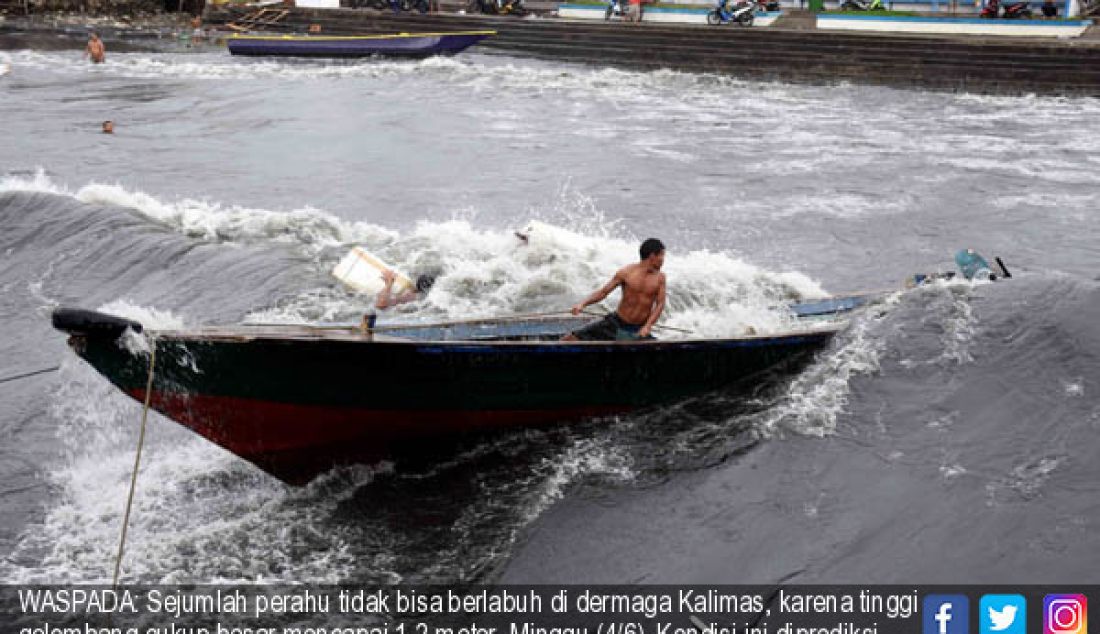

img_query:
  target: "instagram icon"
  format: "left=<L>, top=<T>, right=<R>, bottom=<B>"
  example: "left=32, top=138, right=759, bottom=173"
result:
left=1045, top=595, right=1088, bottom=634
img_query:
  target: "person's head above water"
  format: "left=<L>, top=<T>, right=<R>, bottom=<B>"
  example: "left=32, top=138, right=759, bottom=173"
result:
left=415, top=274, right=436, bottom=294
left=639, top=238, right=665, bottom=269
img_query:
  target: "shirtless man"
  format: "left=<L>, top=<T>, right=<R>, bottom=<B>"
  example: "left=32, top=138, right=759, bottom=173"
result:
left=85, top=33, right=105, bottom=64
left=564, top=238, right=666, bottom=341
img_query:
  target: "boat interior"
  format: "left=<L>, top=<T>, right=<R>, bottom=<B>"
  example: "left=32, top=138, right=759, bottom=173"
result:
left=158, top=315, right=595, bottom=343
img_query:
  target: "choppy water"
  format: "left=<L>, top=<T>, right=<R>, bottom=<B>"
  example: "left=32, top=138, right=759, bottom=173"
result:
left=1, top=42, right=1098, bottom=584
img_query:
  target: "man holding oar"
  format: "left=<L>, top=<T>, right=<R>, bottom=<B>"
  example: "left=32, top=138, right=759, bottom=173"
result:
left=563, top=238, right=667, bottom=341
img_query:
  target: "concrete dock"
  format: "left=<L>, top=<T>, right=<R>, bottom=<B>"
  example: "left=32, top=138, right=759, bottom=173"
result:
left=206, top=6, right=1100, bottom=94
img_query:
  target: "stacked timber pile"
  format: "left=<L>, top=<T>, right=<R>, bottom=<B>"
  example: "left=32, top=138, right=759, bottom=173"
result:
left=205, top=5, right=1100, bottom=95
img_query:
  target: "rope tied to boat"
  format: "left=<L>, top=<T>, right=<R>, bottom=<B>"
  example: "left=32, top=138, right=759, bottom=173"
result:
left=112, top=336, right=157, bottom=588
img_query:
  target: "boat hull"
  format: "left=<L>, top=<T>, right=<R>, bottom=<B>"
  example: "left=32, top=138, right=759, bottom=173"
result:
left=226, top=32, right=494, bottom=58
left=59, top=314, right=838, bottom=484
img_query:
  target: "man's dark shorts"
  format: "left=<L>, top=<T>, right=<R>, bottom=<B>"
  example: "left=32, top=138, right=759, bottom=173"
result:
left=570, top=313, right=654, bottom=341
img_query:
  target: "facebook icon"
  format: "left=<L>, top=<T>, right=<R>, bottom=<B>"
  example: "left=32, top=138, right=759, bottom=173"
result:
left=924, top=595, right=971, bottom=634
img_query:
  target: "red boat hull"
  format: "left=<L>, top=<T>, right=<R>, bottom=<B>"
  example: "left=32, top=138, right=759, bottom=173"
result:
left=130, top=389, right=630, bottom=484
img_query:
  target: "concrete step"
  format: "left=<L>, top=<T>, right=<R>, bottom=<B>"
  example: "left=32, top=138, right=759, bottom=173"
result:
left=206, top=5, right=1100, bottom=94
left=1080, top=23, right=1100, bottom=37
left=769, top=8, right=816, bottom=29
left=488, top=27, right=1100, bottom=61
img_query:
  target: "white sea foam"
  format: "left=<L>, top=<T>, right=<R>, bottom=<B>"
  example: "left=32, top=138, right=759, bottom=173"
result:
left=756, top=306, right=886, bottom=439
left=73, top=182, right=395, bottom=248
left=2, top=172, right=832, bottom=336
left=914, top=278, right=982, bottom=366
left=0, top=171, right=398, bottom=252
left=1063, top=380, right=1084, bottom=398
left=0, top=168, right=66, bottom=196
left=97, top=298, right=187, bottom=330
left=523, top=435, right=634, bottom=521
left=992, top=191, right=1100, bottom=212
left=247, top=215, right=829, bottom=337
left=2, top=353, right=632, bottom=583
left=0, top=359, right=372, bottom=584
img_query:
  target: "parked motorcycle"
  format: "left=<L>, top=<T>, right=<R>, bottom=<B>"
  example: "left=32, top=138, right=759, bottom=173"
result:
left=707, top=0, right=755, bottom=26
left=840, top=0, right=883, bottom=10
left=468, top=0, right=528, bottom=15
left=980, top=0, right=1033, bottom=17
left=1001, top=0, right=1034, bottom=16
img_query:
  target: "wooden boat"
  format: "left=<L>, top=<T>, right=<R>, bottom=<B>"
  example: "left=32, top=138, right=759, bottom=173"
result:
left=226, top=31, right=496, bottom=58
left=52, top=308, right=841, bottom=484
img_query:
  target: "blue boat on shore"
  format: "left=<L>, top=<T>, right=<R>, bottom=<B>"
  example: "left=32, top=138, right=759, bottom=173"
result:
left=227, top=31, right=496, bottom=58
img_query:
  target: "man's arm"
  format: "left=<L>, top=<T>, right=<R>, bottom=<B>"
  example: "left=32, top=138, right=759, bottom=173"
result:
left=376, top=269, right=421, bottom=309
left=375, top=269, right=398, bottom=309
left=389, top=290, right=420, bottom=307
left=571, top=270, right=625, bottom=315
left=638, top=274, right=666, bottom=337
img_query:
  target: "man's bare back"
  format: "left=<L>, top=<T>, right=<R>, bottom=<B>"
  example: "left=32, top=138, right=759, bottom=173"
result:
left=565, top=238, right=667, bottom=341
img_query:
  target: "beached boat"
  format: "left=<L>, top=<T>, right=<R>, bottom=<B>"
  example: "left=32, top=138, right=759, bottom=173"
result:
left=226, top=31, right=496, bottom=58
left=52, top=308, right=841, bottom=484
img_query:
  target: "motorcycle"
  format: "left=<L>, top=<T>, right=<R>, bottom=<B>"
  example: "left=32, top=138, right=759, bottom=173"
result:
left=468, top=0, right=528, bottom=15
left=980, top=0, right=1033, bottom=17
left=840, top=0, right=883, bottom=10
left=1001, top=0, right=1034, bottom=16
left=707, top=0, right=755, bottom=26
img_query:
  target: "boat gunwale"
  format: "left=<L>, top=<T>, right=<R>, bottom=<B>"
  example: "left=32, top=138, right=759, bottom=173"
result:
left=145, top=322, right=847, bottom=346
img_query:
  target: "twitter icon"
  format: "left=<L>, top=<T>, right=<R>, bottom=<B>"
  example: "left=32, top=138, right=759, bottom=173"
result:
left=981, top=595, right=1027, bottom=634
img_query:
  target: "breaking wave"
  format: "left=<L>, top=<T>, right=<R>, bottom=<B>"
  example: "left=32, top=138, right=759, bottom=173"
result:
left=2, top=173, right=829, bottom=336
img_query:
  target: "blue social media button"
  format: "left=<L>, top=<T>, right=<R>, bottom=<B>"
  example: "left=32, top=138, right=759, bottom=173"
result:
left=925, top=595, right=971, bottom=634
left=981, top=595, right=1026, bottom=634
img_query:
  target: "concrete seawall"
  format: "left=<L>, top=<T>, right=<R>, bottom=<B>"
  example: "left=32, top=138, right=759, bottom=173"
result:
left=206, top=7, right=1100, bottom=95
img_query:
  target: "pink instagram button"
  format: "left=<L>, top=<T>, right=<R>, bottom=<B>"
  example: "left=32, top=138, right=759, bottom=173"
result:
left=1045, top=594, right=1088, bottom=634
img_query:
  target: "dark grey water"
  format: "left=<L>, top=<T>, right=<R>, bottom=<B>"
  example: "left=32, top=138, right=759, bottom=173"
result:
left=1, top=42, right=1098, bottom=584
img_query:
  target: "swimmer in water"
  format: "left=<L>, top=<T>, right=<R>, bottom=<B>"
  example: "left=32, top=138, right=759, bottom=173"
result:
left=85, top=33, right=105, bottom=64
